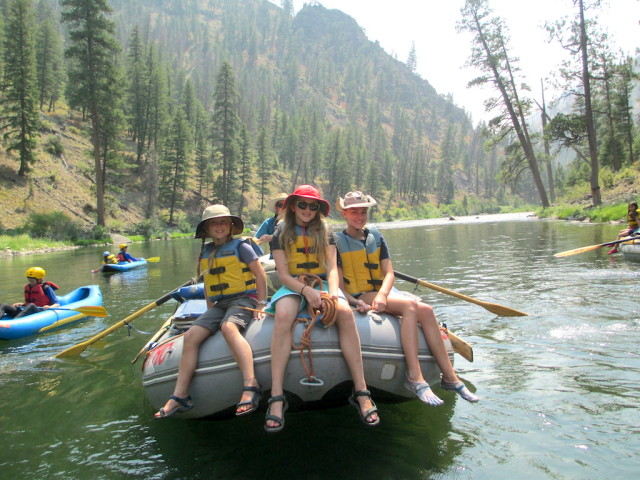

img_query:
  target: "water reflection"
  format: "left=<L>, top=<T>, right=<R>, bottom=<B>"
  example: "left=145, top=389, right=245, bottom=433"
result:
left=1, top=217, right=640, bottom=477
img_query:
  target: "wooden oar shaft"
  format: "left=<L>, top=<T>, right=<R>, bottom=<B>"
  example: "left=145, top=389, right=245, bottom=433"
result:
left=55, top=278, right=195, bottom=358
left=393, top=270, right=528, bottom=317
left=553, top=236, right=637, bottom=258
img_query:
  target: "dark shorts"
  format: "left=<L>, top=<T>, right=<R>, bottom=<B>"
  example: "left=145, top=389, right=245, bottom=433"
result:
left=192, top=295, right=257, bottom=335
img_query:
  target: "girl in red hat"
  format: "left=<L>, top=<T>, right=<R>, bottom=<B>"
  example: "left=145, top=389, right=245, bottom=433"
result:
left=265, top=185, right=380, bottom=432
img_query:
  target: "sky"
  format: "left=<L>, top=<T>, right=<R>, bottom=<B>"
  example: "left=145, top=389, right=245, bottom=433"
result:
left=281, top=0, right=640, bottom=126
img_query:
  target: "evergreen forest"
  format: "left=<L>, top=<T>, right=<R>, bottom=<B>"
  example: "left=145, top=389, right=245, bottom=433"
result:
left=0, top=0, right=638, bottom=238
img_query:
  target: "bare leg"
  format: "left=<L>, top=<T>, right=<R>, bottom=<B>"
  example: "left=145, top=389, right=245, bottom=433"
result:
left=416, top=302, right=479, bottom=402
left=334, top=299, right=378, bottom=422
left=156, top=325, right=210, bottom=414
left=265, top=296, right=300, bottom=429
left=363, top=292, right=442, bottom=406
left=220, top=321, right=259, bottom=414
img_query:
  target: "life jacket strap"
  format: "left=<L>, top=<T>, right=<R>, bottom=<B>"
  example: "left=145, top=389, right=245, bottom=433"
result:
left=297, top=262, right=320, bottom=270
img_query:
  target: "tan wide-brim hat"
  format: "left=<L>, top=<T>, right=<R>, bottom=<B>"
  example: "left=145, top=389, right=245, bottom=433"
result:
left=336, top=191, right=377, bottom=211
left=266, top=193, right=289, bottom=213
left=195, top=204, right=244, bottom=238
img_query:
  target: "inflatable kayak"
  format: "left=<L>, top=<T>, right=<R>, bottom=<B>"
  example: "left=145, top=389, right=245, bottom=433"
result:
left=0, top=285, right=103, bottom=340
left=102, top=258, right=148, bottom=272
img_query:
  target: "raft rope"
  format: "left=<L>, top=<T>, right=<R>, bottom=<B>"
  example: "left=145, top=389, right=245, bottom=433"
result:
left=238, top=274, right=338, bottom=383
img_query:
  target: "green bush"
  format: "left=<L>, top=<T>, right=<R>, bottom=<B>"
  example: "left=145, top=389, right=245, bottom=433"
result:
left=44, top=135, right=64, bottom=156
left=22, top=211, right=82, bottom=241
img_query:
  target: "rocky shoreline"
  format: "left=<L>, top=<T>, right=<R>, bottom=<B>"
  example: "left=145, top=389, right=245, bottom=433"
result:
left=1, top=245, right=82, bottom=257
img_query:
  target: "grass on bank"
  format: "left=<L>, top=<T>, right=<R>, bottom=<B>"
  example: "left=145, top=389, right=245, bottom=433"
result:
left=0, top=234, right=71, bottom=252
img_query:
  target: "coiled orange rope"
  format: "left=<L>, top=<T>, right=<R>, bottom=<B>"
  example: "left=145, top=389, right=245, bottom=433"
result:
left=237, top=274, right=339, bottom=382
left=290, top=274, right=338, bottom=381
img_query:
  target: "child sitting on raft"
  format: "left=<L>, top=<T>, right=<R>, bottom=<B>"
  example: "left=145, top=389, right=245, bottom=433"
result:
left=334, top=191, right=479, bottom=405
left=154, top=205, right=268, bottom=419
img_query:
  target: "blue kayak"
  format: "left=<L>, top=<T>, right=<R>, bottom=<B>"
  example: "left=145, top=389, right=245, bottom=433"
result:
left=101, top=258, right=148, bottom=272
left=0, top=285, right=103, bottom=340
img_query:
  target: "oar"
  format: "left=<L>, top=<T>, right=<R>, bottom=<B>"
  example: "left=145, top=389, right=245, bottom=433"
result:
left=441, top=326, right=473, bottom=362
left=553, top=236, right=636, bottom=258
left=393, top=270, right=528, bottom=317
left=145, top=257, right=160, bottom=262
left=48, top=306, right=108, bottom=317
left=55, top=278, right=196, bottom=358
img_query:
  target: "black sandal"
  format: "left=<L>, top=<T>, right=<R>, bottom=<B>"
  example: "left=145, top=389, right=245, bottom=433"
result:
left=264, top=394, right=289, bottom=433
left=348, top=389, right=380, bottom=427
left=236, top=385, right=262, bottom=416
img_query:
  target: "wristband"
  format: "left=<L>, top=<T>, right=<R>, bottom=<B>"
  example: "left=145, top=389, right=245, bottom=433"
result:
left=300, top=285, right=306, bottom=295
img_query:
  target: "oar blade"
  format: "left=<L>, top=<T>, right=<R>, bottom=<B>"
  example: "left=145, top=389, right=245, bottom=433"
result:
left=56, top=341, right=93, bottom=357
left=553, top=244, right=603, bottom=258
left=145, top=257, right=160, bottom=262
left=73, top=306, right=108, bottom=317
left=481, top=301, right=528, bottom=317
left=442, top=328, right=474, bottom=362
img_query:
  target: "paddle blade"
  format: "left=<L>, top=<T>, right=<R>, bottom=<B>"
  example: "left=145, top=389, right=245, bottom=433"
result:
left=553, top=244, right=604, bottom=258
left=145, top=257, right=160, bottom=262
left=73, top=306, right=108, bottom=317
left=442, top=328, right=474, bottom=362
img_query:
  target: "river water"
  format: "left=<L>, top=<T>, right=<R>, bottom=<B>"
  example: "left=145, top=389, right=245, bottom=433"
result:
left=0, top=214, right=638, bottom=479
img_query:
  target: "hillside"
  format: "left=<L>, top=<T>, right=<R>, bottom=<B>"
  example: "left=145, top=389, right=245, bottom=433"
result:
left=0, top=109, right=147, bottom=231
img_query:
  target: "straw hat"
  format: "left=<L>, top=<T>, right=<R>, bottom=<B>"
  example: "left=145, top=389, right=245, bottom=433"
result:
left=266, top=193, right=289, bottom=213
left=195, top=204, right=244, bottom=238
left=336, top=191, right=377, bottom=211
left=284, top=185, right=330, bottom=216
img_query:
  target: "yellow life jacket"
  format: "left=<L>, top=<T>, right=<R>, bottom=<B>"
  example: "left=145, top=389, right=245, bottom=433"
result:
left=103, top=254, right=117, bottom=265
left=335, top=226, right=384, bottom=295
left=287, top=225, right=325, bottom=276
left=200, top=238, right=256, bottom=301
left=628, top=211, right=638, bottom=229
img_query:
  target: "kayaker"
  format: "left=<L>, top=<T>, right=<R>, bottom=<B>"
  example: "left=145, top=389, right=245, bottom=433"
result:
left=117, top=244, right=138, bottom=262
left=255, top=192, right=288, bottom=245
left=0, top=267, right=60, bottom=319
left=154, top=204, right=268, bottom=419
left=608, top=201, right=640, bottom=254
left=265, top=185, right=380, bottom=432
left=335, top=191, right=479, bottom=405
left=102, top=251, right=118, bottom=265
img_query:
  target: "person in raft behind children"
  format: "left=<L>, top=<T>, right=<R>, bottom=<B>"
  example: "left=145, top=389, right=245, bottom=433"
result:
left=0, top=267, right=60, bottom=319
left=102, top=251, right=118, bottom=265
left=117, top=244, right=139, bottom=262
left=255, top=193, right=288, bottom=246
left=154, top=205, right=268, bottom=419
left=335, top=191, right=479, bottom=405
left=265, top=184, right=380, bottom=433
left=608, top=201, right=640, bottom=254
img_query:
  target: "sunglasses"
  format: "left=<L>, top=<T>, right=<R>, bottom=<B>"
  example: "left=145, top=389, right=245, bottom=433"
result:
left=275, top=202, right=284, bottom=208
left=296, top=200, right=320, bottom=212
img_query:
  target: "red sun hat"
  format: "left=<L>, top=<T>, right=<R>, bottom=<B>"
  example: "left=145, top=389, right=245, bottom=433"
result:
left=284, top=185, right=330, bottom=216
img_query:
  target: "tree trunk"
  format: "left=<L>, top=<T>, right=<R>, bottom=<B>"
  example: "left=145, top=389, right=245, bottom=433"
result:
left=579, top=0, right=601, bottom=206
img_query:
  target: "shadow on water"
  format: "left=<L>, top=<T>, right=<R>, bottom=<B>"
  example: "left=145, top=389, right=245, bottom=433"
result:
left=142, top=399, right=460, bottom=480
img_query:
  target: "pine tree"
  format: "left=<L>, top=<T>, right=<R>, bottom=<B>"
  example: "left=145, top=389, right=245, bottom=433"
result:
left=212, top=60, right=241, bottom=207
left=35, top=8, right=65, bottom=111
left=61, top=0, right=122, bottom=226
left=2, top=0, right=40, bottom=176
left=159, top=107, right=193, bottom=225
